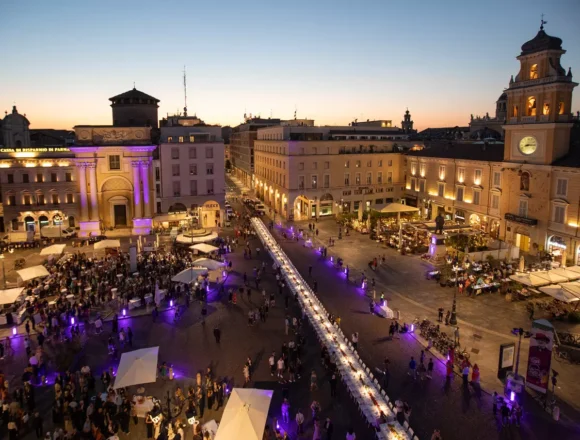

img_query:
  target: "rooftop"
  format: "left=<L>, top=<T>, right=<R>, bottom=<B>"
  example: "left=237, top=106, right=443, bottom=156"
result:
left=406, top=141, right=504, bottom=162
left=109, top=87, right=160, bottom=103
left=520, top=26, right=563, bottom=56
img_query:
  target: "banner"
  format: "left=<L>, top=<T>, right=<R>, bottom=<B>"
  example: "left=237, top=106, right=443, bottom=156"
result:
left=525, top=319, right=554, bottom=393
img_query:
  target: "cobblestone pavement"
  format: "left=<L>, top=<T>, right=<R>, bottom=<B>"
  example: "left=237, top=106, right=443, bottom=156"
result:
left=1, top=222, right=376, bottom=440
left=227, top=176, right=580, bottom=440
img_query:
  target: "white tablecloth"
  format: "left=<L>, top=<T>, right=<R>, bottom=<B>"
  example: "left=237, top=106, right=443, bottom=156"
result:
left=251, top=219, right=412, bottom=440
left=129, top=298, right=141, bottom=310
left=375, top=302, right=394, bottom=319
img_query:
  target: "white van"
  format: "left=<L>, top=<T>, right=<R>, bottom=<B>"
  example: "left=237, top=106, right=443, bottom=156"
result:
left=41, top=225, right=77, bottom=239
left=254, top=204, right=267, bottom=215
left=0, top=231, right=34, bottom=244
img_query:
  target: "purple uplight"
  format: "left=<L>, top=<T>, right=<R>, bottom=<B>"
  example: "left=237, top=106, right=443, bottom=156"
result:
left=12, top=327, right=17, bottom=335
left=447, top=354, right=450, bottom=361
left=71, top=317, right=75, bottom=325
left=122, top=308, right=126, bottom=317
left=140, top=162, right=150, bottom=204
left=510, top=391, right=515, bottom=402
left=410, top=324, right=414, bottom=332
left=170, top=300, right=174, bottom=307
left=330, top=256, right=333, bottom=262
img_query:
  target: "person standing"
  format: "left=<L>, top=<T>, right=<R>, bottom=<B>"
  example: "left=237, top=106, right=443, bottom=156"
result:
left=269, top=352, right=276, bottom=376
left=454, top=327, right=460, bottom=346
left=329, top=373, right=337, bottom=397
left=427, top=358, right=434, bottom=379
left=462, top=363, right=470, bottom=387
left=296, top=409, right=305, bottom=434
left=281, top=398, right=290, bottom=424
left=438, top=308, right=444, bottom=323
left=127, top=328, right=133, bottom=347
left=33, top=412, right=43, bottom=439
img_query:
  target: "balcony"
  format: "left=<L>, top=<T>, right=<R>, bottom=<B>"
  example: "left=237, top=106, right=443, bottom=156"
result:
left=508, top=117, right=518, bottom=124
left=520, top=116, right=536, bottom=123
left=539, top=115, right=549, bottom=122
left=548, top=221, right=577, bottom=236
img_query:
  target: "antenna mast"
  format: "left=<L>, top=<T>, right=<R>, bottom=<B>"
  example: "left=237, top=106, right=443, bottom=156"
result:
left=183, top=65, right=188, bottom=116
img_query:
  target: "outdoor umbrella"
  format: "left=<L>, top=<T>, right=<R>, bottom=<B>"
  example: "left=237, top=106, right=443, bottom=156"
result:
left=113, top=346, right=159, bottom=389
left=177, top=232, right=219, bottom=244
left=40, top=244, right=66, bottom=256
left=94, top=239, right=121, bottom=250
left=509, top=272, right=552, bottom=287
left=190, top=243, right=219, bottom=253
left=171, top=267, right=208, bottom=284
left=192, top=258, right=223, bottom=271
left=215, top=388, right=273, bottom=440
left=539, top=284, right=580, bottom=303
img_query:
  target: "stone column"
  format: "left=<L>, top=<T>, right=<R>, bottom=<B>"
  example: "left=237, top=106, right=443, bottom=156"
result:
left=140, top=160, right=152, bottom=218
left=132, top=161, right=142, bottom=219
left=88, top=163, right=99, bottom=221
left=77, top=163, right=89, bottom=221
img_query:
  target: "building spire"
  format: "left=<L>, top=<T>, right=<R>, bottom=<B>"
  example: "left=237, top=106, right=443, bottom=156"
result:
left=540, top=13, right=547, bottom=30
left=133, top=81, right=136, bottom=89
left=183, top=65, right=188, bottom=117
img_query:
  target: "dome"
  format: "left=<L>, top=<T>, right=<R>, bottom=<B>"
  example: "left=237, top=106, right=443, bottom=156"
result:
left=109, top=87, right=160, bottom=104
left=496, top=92, right=507, bottom=102
left=2, top=106, right=30, bottom=126
left=521, top=29, right=562, bottom=56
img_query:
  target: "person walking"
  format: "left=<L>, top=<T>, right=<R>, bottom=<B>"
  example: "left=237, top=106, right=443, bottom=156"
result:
left=213, top=326, right=221, bottom=344
left=438, top=308, right=444, bottom=323
left=324, top=418, right=334, bottom=440
left=427, top=358, right=434, bottom=379
left=313, top=418, right=322, bottom=440
left=281, top=398, right=290, bottom=424
left=408, top=357, right=417, bottom=380
left=295, top=409, right=305, bottom=434
left=454, top=327, right=460, bottom=346
left=269, top=352, right=276, bottom=376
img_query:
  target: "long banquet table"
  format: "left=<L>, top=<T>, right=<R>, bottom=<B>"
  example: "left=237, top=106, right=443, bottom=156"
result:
left=251, top=218, right=414, bottom=440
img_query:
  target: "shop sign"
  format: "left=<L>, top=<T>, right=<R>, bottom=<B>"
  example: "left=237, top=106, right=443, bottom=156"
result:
left=505, top=213, right=538, bottom=226
left=0, top=147, right=71, bottom=153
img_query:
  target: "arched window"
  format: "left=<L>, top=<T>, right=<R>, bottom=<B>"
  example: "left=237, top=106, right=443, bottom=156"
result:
left=39, top=215, right=49, bottom=228
left=527, top=97, right=536, bottom=116
left=512, top=105, right=518, bottom=117
left=24, top=216, right=35, bottom=232
left=520, top=172, right=531, bottom=191
left=530, top=64, right=538, bottom=79
left=543, top=102, right=550, bottom=115
left=558, top=102, right=565, bottom=115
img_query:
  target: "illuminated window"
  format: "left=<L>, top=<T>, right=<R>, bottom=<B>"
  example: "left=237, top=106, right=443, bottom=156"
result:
left=439, top=165, right=446, bottom=180
left=189, top=135, right=195, bottom=142
left=457, top=167, right=465, bottom=183
left=527, top=97, right=537, bottom=116
left=167, top=136, right=173, bottom=142
left=543, top=103, right=550, bottom=115
left=530, top=64, right=538, bottom=79
left=558, top=102, right=565, bottom=115
left=355, top=173, right=361, bottom=185
left=178, top=136, right=184, bottom=143
left=474, top=169, right=482, bottom=185
left=512, top=105, right=518, bottom=117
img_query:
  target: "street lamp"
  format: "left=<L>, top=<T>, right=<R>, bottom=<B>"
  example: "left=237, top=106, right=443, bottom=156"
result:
left=449, top=265, right=458, bottom=326
left=0, top=254, right=5, bottom=290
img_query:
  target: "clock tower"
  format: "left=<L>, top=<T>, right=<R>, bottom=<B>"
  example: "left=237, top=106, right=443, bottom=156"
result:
left=503, top=21, right=577, bottom=164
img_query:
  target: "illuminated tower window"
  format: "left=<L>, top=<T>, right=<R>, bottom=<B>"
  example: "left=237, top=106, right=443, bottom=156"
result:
left=530, top=64, right=538, bottom=79
left=527, top=97, right=537, bottom=116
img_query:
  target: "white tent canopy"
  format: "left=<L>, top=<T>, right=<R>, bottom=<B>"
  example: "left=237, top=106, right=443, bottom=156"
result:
left=0, top=287, right=25, bottom=305
left=539, top=284, right=580, bottom=303
left=94, top=239, right=121, bottom=250
left=192, top=258, right=223, bottom=271
left=190, top=243, right=219, bottom=253
left=509, top=271, right=552, bottom=287
left=171, top=267, right=208, bottom=283
left=215, top=388, right=273, bottom=440
left=548, top=267, right=580, bottom=282
left=40, top=244, right=66, bottom=256
left=564, top=265, right=580, bottom=274
left=114, top=346, right=159, bottom=389
left=17, top=265, right=50, bottom=282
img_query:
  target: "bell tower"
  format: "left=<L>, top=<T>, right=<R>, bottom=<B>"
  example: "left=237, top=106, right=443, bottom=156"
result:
left=503, top=20, right=577, bottom=164
left=401, top=108, right=414, bottom=134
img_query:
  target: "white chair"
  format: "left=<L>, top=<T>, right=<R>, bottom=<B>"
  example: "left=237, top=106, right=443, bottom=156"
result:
left=403, top=421, right=409, bottom=430
left=381, top=390, right=386, bottom=397
left=413, top=435, right=419, bottom=440
left=408, top=428, right=414, bottom=436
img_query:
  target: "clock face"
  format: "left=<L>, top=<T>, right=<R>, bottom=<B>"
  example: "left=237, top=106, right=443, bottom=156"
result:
left=519, top=136, right=538, bottom=155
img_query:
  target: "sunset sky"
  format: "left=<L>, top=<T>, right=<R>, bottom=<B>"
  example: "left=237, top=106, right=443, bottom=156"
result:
left=1, top=0, right=579, bottom=131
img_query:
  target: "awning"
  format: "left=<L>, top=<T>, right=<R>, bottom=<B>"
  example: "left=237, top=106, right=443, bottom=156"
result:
left=40, top=244, right=66, bottom=256
left=215, top=388, right=273, bottom=440
left=539, top=284, right=580, bottom=303
left=0, top=287, right=25, bottom=305
left=153, top=213, right=188, bottom=223
left=534, top=270, right=570, bottom=284
left=114, top=347, right=159, bottom=389
left=17, top=265, right=50, bottom=282
left=176, top=232, right=219, bottom=244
